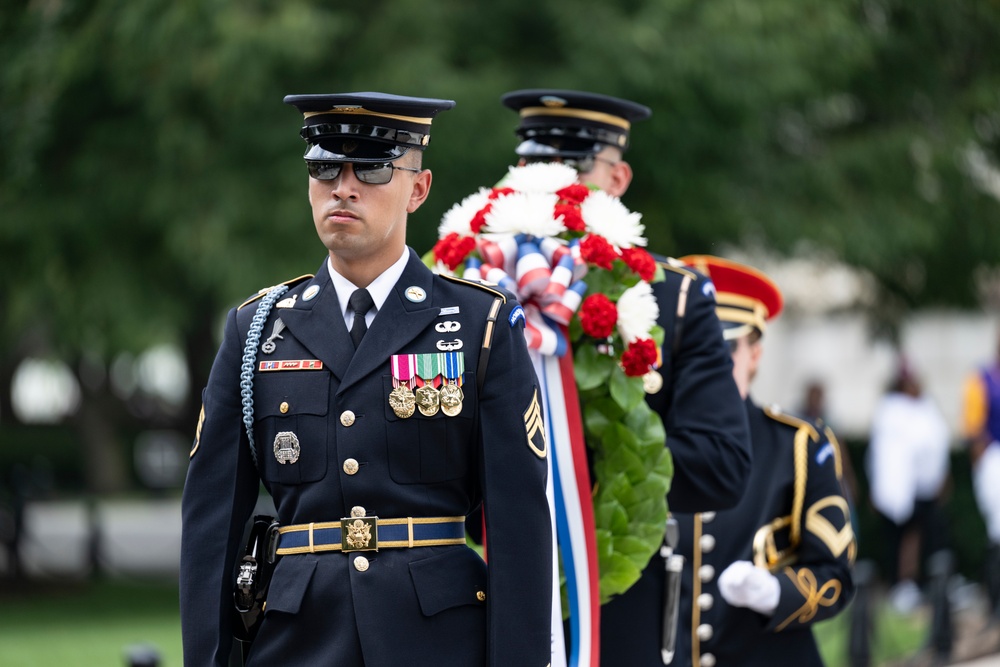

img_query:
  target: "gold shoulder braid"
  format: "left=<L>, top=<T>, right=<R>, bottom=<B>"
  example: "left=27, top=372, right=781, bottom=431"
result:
left=753, top=407, right=820, bottom=571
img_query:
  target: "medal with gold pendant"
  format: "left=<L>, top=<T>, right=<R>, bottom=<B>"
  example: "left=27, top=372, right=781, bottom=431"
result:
left=440, top=351, right=465, bottom=417
left=389, top=354, right=416, bottom=418
left=414, top=352, right=443, bottom=417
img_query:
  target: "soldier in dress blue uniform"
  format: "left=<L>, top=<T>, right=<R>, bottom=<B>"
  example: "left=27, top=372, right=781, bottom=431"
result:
left=180, top=92, right=552, bottom=667
left=500, top=90, right=752, bottom=666
left=671, top=255, right=856, bottom=667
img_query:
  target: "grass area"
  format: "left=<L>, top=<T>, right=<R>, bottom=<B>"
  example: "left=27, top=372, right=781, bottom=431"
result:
left=0, top=578, right=183, bottom=667
left=0, top=576, right=930, bottom=667
left=817, top=597, right=929, bottom=667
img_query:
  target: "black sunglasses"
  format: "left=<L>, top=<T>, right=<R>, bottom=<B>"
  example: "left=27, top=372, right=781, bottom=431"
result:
left=306, top=161, right=421, bottom=185
left=522, top=155, right=619, bottom=173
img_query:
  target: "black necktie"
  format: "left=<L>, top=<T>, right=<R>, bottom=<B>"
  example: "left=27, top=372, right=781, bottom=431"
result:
left=348, top=288, right=375, bottom=349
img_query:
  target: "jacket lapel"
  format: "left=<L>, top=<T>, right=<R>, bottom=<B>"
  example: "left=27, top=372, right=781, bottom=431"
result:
left=337, top=249, right=439, bottom=396
left=276, top=260, right=355, bottom=382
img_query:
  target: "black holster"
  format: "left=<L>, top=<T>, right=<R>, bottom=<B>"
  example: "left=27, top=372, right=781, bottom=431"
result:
left=233, top=515, right=281, bottom=644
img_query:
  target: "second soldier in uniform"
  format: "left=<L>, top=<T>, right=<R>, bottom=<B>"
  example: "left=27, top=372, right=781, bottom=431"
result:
left=672, top=255, right=855, bottom=666
left=500, top=89, right=752, bottom=665
left=180, top=93, right=552, bottom=666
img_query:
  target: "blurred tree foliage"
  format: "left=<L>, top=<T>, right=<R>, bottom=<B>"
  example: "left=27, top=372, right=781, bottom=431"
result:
left=1, top=0, right=999, bottom=491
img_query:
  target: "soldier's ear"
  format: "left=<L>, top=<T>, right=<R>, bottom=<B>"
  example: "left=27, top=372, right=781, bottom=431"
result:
left=749, top=337, right=765, bottom=372
left=406, top=169, right=432, bottom=214
left=608, top=160, right=633, bottom=197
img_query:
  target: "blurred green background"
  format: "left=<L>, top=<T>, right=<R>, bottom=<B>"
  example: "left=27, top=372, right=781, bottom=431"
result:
left=3, top=0, right=1000, bottom=665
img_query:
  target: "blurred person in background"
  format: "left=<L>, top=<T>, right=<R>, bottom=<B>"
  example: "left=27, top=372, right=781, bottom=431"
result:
left=669, top=255, right=855, bottom=666
left=962, top=332, right=1000, bottom=618
left=868, top=359, right=951, bottom=614
left=499, top=90, right=752, bottom=666
left=799, top=380, right=827, bottom=423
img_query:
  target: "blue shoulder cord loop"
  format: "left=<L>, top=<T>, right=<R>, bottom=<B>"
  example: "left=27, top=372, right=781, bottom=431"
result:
left=240, top=285, right=290, bottom=469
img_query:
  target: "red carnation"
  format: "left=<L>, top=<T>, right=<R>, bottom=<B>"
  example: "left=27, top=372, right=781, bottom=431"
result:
left=580, top=234, right=619, bottom=270
left=433, top=232, right=476, bottom=270
left=489, top=187, right=515, bottom=200
left=621, top=338, right=659, bottom=377
left=556, top=183, right=591, bottom=205
left=578, top=294, right=618, bottom=339
left=470, top=203, right=492, bottom=234
left=621, top=247, right=657, bottom=282
left=555, top=203, right=586, bottom=232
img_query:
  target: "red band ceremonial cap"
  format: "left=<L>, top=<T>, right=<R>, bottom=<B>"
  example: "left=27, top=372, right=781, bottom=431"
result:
left=679, top=255, right=784, bottom=339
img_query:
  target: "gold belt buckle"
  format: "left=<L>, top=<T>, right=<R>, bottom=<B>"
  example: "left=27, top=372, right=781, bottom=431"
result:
left=341, top=507, right=378, bottom=552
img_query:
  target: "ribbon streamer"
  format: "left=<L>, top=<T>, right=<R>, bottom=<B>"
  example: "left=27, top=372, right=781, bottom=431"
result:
left=470, top=234, right=597, bottom=667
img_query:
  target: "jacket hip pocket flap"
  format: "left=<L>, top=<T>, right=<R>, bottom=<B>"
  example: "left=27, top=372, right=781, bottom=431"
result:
left=263, top=557, right=317, bottom=615
left=409, top=548, right=487, bottom=617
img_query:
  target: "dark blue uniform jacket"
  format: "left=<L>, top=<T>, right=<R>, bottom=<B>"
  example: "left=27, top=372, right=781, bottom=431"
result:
left=600, top=258, right=752, bottom=666
left=674, top=400, right=856, bottom=666
left=180, top=249, right=552, bottom=667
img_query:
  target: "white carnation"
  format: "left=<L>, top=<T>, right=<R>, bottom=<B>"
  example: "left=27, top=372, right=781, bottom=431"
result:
left=502, top=162, right=579, bottom=194
left=483, top=192, right=566, bottom=238
left=438, top=188, right=492, bottom=237
left=616, top=281, right=659, bottom=343
left=580, top=190, right=647, bottom=250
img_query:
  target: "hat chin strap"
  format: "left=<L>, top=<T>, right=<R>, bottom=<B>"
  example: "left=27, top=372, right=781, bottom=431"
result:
left=722, top=323, right=756, bottom=341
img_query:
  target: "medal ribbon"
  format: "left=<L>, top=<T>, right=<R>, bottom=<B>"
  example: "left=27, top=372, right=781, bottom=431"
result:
left=391, top=354, right=416, bottom=389
left=415, top=353, right=443, bottom=388
left=443, top=351, right=465, bottom=386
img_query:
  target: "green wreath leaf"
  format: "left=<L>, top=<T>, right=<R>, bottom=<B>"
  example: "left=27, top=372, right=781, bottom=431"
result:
left=575, top=343, right=616, bottom=391
left=587, top=373, right=672, bottom=604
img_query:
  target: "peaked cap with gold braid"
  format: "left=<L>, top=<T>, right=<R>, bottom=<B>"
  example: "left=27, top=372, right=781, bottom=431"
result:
left=680, top=255, right=784, bottom=341
left=501, top=89, right=651, bottom=158
left=284, top=92, right=455, bottom=163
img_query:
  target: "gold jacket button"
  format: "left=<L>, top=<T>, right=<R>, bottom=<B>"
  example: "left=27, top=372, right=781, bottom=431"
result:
left=279, top=401, right=290, bottom=414
left=698, top=565, right=715, bottom=583
left=351, top=506, right=366, bottom=518
left=701, top=511, right=716, bottom=523
left=697, top=593, right=714, bottom=611
left=476, top=590, right=486, bottom=602
left=700, top=653, right=717, bottom=667
left=353, top=555, right=369, bottom=572
left=700, top=534, right=716, bottom=553
left=343, top=458, right=360, bottom=475
left=697, top=623, right=714, bottom=642
left=340, top=410, right=356, bottom=427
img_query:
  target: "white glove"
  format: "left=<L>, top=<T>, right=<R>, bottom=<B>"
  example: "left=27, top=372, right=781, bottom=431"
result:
left=718, top=560, right=781, bottom=616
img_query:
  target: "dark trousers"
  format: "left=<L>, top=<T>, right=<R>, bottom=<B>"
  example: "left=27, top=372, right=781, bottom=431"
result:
left=879, top=498, right=948, bottom=586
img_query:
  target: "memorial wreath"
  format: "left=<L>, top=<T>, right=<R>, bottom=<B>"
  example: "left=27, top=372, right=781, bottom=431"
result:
left=426, top=162, right=674, bottom=609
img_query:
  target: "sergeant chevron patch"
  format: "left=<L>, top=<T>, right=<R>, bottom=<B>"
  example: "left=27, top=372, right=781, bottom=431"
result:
left=524, top=388, right=547, bottom=459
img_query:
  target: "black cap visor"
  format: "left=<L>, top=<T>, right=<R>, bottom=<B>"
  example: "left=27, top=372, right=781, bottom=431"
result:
left=514, top=137, right=606, bottom=159
left=304, top=140, right=409, bottom=163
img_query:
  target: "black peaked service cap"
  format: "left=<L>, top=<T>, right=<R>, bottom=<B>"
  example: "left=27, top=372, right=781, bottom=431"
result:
left=284, top=92, right=456, bottom=163
left=501, top=89, right=651, bottom=159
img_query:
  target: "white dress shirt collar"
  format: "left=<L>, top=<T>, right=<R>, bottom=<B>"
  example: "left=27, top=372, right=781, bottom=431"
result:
left=327, top=248, right=410, bottom=327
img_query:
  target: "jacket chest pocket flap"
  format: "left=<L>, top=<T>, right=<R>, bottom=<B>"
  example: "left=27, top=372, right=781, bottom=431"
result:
left=253, top=371, right=330, bottom=484
left=382, top=373, right=476, bottom=484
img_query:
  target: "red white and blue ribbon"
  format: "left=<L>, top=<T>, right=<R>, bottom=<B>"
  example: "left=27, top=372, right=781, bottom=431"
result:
left=534, top=341, right=601, bottom=667
left=472, top=233, right=598, bottom=667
